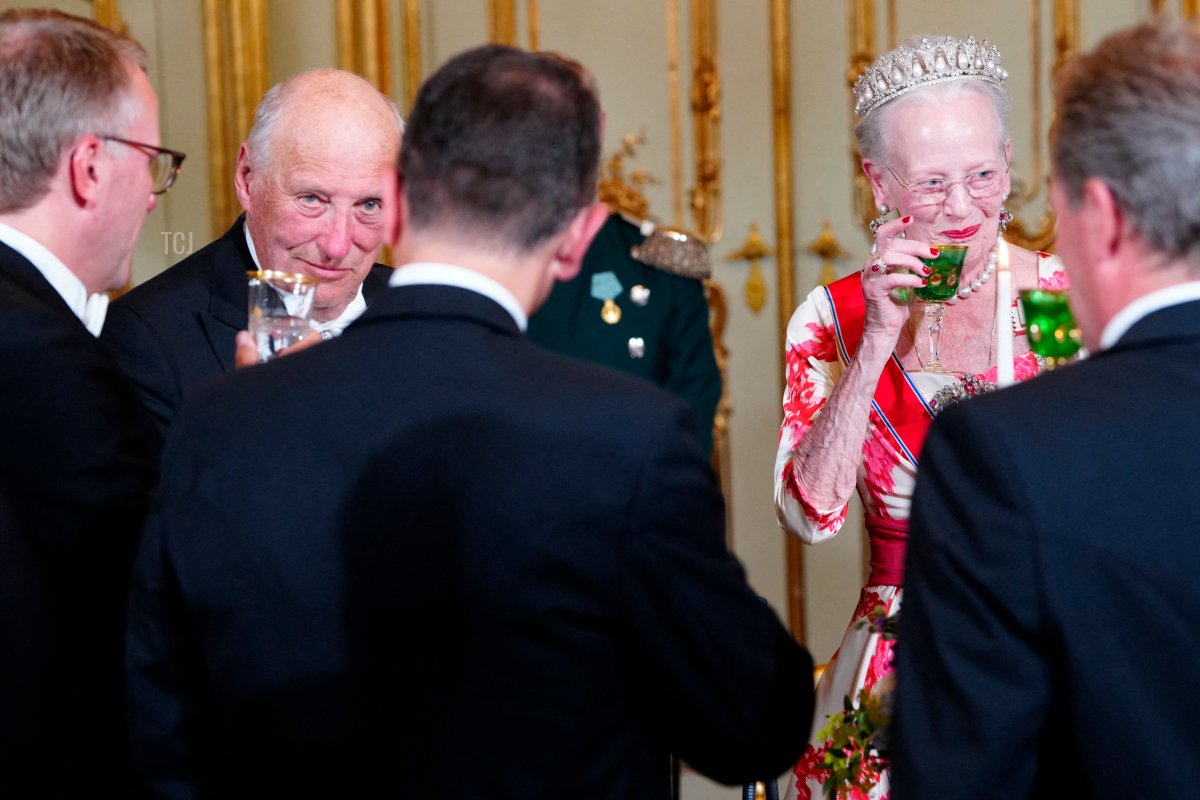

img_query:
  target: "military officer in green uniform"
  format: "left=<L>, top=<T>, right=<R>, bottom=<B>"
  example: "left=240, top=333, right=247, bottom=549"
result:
left=527, top=212, right=721, bottom=455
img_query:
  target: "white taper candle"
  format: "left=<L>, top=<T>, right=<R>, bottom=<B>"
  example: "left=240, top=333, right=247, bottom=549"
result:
left=995, top=238, right=1014, bottom=388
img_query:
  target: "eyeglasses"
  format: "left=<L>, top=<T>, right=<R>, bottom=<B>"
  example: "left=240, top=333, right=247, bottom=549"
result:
left=101, top=136, right=186, bottom=195
left=887, top=156, right=1009, bottom=207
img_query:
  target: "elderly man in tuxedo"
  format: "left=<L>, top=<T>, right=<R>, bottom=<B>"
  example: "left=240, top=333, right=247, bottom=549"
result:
left=0, top=9, right=170, bottom=795
left=102, top=68, right=402, bottom=442
left=126, top=44, right=813, bottom=798
left=892, top=15, right=1200, bottom=799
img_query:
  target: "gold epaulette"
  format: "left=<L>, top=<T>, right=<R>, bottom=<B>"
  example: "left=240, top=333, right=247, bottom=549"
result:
left=624, top=214, right=712, bottom=281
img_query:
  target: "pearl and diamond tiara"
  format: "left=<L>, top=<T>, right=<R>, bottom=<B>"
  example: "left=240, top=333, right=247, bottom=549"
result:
left=852, top=34, right=1008, bottom=118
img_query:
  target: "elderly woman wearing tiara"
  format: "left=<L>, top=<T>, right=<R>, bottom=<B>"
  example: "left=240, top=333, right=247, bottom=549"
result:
left=774, top=34, right=1067, bottom=799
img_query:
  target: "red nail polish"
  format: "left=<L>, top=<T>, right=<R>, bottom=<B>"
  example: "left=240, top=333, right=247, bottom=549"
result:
left=901, top=216, right=912, bottom=224
left=929, top=247, right=940, bottom=257
left=1037, top=252, right=1049, bottom=259
left=923, top=266, right=933, bottom=275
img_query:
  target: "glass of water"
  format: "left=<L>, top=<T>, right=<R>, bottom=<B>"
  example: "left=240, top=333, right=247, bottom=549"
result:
left=247, top=270, right=319, bottom=362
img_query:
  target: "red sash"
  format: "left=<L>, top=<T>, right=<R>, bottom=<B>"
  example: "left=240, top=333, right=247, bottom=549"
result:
left=823, top=274, right=933, bottom=466
left=865, top=515, right=907, bottom=587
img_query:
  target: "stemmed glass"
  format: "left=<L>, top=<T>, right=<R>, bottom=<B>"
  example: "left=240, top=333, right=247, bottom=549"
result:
left=913, top=244, right=968, bottom=371
left=247, top=270, right=319, bottom=362
left=1019, top=289, right=1082, bottom=369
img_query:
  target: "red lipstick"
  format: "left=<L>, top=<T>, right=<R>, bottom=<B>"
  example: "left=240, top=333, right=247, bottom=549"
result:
left=939, top=224, right=981, bottom=241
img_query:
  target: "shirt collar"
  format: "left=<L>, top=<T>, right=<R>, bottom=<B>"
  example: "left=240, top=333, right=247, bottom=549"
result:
left=1099, top=280, right=1200, bottom=350
left=388, top=262, right=528, bottom=331
left=0, top=222, right=107, bottom=336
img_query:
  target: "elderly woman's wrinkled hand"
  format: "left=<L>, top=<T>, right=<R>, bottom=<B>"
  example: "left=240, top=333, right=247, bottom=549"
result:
left=861, top=215, right=935, bottom=335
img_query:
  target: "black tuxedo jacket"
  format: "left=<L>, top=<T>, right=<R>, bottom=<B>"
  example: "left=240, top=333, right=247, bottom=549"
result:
left=127, top=282, right=813, bottom=799
left=893, top=299, right=1200, bottom=799
left=101, top=218, right=393, bottom=439
left=0, top=242, right=157, bottom=796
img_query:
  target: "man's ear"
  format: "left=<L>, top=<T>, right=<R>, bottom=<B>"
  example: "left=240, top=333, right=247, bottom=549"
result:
left=385, top=171, right=404, bottom=249
left=1082, top=177, right=1123, bottom=261
left=551, top=203, right=608, bottom=283
left=69, top=135, right=103, bottom=207
left=233, top=143, right=254, bottom=211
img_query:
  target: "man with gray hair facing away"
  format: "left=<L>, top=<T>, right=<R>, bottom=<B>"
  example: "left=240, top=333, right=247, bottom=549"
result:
left=103, top=68, right=402, bottom=446
left=894, top=14, right=1200, bottom=799
left=0, top=9, right=173, bottom=795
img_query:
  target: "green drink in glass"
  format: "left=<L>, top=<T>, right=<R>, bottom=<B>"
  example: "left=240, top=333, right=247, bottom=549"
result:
left=1019, top=288, right=1082, bottom=369
left=914, top=243, right=968, bottom=302
left=913, top=244, right=968, bottom=371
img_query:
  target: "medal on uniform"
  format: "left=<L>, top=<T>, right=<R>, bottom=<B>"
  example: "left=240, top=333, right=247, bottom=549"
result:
left=600, top=300, right=621, bottom=324
left=591, top=271, right=624, bottom=325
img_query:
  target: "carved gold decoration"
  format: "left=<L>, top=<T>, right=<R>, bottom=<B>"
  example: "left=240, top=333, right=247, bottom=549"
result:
left=848, top=0, right=880, bottom=235
left=807, top=221, right=851, bottom=287
left=771, top=0, right=803, bottom=643
left=727, top=223, right=772, bottom=315
left=336, top=0, right=391, bottom=96
left=203, top=0, right=269, bottom=237
left=705, top=277, right=733, bottom=547
left=689, top=0, right=722, bottom=242
left=527, top=0, right=540, bottom=51
left=1006, top=0, right=1078, bottom=252
left=597, top=132, right=655, bottom=222
left=91, top=0, right=124, bottom=32
left=400, top=0, right=422, bottom=111
left=488, top=0, right=516, bottom=46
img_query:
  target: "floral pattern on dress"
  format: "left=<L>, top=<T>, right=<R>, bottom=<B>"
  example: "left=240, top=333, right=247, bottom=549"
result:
left=778, top=254, right=1064, bottom=800
left=781, top=321, right=838, bottom=447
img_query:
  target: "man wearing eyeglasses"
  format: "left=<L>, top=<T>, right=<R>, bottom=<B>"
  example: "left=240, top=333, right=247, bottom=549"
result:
left=0, top=10, right=172, bottom=796
left=102, top=69, right=403, bottom=443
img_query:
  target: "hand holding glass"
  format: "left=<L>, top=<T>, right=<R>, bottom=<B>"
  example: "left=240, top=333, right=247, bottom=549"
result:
left=914, top=244, right=968, bottom=371
left=247, top=270, right=319, bottom=362
left=1019, top=289, right=1082, bottom=369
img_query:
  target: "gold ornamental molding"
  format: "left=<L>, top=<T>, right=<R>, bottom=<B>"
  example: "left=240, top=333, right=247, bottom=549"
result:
left=705, top=277, right=734, bottom=548
left=689, top=0, right=722, bottom=243
left=336, top=0, right=392, bottom=96
left=488, top=0, right=517, bottom=46
left=771, top=0, right=803, bottom=644
left=1154, top=0, right=1200, bottom=15
left=202, top=0, right=269, bottom=237
left=401, top=0, right=422, bottom=110
left=527, top=0, right=541, bottom=51
left=91, top=0, right=124, bottom=32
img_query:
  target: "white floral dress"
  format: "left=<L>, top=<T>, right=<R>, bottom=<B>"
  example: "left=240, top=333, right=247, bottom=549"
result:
left=773, top=254, right=1067, bottom=800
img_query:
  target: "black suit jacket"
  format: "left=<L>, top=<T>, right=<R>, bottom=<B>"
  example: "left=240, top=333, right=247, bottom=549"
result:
left=101, top=218, right=394, bottom=439
left=127, top=282, right=813, bottom=799
left=0, top=242, right=157, bottom=797
left=893, top=299, right=1200, bottom=799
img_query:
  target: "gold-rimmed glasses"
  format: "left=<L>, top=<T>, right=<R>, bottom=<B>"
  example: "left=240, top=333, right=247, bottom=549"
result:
left=887, top=153, right=1010, bottom=207
left=101, top=136, right=186, bottom=195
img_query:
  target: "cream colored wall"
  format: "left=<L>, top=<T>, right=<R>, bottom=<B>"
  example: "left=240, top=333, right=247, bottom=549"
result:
left=0, top=1, right=1166, bottom=796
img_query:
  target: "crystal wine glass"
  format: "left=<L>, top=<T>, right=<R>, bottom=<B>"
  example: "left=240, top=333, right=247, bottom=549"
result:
left=914, top=244, right=968, bottom=371
left=1019, top=288, right=1082, bottom=369
left=247, top=270, right=319, bottom=362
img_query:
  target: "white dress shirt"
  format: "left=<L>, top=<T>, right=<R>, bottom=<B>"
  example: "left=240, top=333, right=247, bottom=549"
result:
left=388, top=261, right=528, bottom=331
left=0, top=222, right=108, bottom=336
